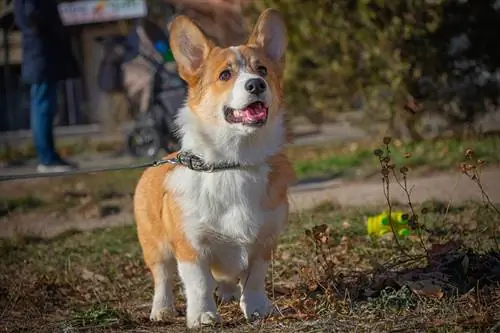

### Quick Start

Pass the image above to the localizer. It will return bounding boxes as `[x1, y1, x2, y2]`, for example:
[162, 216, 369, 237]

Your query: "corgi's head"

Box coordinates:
[169, 9, 287, 142]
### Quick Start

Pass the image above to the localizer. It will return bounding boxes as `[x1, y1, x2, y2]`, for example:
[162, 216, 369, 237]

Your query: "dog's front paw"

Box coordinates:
[187, 311, 221, 328]
[149, 306, 176, 322]
[240, 292, 273, 321]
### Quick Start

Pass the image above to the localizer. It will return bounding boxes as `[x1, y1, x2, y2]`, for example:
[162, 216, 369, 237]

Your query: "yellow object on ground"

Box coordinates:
[367, 211, 410, 237]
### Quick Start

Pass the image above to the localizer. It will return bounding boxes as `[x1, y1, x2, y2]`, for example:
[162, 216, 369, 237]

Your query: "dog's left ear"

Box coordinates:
[169, 15, 211, 78]
[248, 8, 287, 63]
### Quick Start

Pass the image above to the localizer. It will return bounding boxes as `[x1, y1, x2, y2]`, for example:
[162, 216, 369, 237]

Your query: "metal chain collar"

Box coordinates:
[159, 151, 243, 173]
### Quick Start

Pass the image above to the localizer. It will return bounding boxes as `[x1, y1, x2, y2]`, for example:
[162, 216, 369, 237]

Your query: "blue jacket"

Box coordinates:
[14, 0, 80, 84]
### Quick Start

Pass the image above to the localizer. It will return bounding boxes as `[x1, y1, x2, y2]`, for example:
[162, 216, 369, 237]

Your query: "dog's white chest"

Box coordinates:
[167, 166, 270, 247]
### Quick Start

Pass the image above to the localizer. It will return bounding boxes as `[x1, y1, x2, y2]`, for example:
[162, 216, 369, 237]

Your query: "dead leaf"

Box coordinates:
[307, 281, 318, 292]
[429, 240, 462, 256]
[273, 284, 293, 296]
[320, 235, 328, 244]
[406, 280, 444, 299]
[368, 256, 385, 271]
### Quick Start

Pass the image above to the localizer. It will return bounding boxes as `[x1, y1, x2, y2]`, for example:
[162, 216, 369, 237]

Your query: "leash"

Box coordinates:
[0, 159, 173, 182]
[0, 151, 245, 182]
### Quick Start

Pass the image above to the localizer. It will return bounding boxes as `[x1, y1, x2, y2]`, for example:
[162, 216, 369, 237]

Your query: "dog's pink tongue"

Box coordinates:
[241, 104, 267, 121]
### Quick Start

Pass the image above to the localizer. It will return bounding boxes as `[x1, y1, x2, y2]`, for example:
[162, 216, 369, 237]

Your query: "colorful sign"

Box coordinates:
[58, 0, 147, 26]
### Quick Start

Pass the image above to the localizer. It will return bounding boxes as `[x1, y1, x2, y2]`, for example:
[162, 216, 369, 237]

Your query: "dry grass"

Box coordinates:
[1, 199, 499, 332]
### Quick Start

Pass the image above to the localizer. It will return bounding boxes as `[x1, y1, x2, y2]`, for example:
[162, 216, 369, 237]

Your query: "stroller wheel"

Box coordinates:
[126, 125, 162, 158]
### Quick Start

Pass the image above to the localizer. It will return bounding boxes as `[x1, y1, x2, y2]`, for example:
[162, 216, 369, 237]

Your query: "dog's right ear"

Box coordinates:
[169, 15, 211, 78]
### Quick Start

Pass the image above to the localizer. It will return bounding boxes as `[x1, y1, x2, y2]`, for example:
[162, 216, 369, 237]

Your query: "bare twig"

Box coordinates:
[375, 139, 411, 257]
[461, 150, 500, 249]
[391, 169, 429, 261]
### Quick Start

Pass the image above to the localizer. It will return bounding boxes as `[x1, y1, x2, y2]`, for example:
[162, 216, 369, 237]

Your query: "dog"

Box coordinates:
[133, 8, 295, 328]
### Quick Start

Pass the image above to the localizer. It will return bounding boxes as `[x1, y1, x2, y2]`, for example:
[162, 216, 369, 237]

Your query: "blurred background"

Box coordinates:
[1, 0, 500, 162]
[1, 3, 500, 331]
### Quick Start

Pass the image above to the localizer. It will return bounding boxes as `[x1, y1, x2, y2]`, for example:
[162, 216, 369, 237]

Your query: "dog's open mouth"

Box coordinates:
[224, 102, 269, 127]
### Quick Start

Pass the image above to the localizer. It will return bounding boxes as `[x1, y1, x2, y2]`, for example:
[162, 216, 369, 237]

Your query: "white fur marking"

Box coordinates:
[227, 48, 272, 111]
[150, 262, 176, 321]
[175, 105, 285, 165]
[240, 259, 273, 320]
[177, 261, 219, 328]
[230, 46, 245, 67]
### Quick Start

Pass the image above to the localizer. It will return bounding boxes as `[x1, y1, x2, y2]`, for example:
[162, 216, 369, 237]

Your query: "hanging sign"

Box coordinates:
[58, 0, 147, 25]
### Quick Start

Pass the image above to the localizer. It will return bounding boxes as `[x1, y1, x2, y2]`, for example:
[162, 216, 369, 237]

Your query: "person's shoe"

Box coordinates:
[36, 159, 78, 173]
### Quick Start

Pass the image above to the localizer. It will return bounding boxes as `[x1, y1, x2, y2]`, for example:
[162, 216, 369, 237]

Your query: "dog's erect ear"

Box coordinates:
[248, 9, 287, 63]
[169, 15, 211, 76]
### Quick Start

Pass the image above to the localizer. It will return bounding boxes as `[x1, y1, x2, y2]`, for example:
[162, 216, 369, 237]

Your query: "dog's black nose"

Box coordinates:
[245, 78, 266, 95]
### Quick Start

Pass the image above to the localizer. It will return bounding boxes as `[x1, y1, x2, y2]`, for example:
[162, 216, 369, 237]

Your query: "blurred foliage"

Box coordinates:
[246, 0, 500, 134]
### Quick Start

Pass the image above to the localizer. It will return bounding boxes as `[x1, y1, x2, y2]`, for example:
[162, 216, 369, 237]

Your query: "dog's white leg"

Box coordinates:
[216, 280, 241, 303]
[178, 260, 220, 328]
[150, 258, 177, 321]
[239, 258, 273, 321]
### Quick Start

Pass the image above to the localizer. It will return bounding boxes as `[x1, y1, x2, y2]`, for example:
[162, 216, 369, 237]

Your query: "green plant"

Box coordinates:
[245, 1, 500, 140]
[245, 0, 442, 125]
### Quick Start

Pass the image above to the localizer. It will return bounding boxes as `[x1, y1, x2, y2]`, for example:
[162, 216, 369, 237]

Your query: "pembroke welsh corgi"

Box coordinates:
[133, 8, 296, 328]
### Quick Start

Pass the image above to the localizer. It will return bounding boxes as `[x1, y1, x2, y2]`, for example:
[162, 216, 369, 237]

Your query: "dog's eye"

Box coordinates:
[257, 66, 267, 77]
[219, 70, 232, 81]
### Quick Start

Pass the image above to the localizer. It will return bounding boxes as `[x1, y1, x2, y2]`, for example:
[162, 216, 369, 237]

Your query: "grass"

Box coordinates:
[1, 201, 499, 332]
[0, 195, 44, 217]
[290, 136, 500, 180]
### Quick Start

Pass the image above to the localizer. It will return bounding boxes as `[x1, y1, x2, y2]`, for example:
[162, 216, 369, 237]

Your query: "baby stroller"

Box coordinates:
[99, 19, 186, 158]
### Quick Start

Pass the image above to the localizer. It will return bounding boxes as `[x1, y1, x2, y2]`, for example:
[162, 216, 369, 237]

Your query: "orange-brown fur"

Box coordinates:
[134, 155, 198, 266]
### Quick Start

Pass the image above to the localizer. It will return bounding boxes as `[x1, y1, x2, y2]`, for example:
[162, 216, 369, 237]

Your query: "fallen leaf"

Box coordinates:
[273, 285, 292, 296]
[406, 280, 444, 299]
[367, 256, 385, 271]
[429, 240, 462, 256]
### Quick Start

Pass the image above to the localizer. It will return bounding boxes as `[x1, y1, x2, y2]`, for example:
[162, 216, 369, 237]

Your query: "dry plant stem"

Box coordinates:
[309, 239, 324, 281]
[471, 168, 500, 249]
[384, 254, 427, 270]
[473, 170, 500, 216]
[392, 170, 430, 260]
[318, 243, 330, 276]
[379, 146, 410, 257]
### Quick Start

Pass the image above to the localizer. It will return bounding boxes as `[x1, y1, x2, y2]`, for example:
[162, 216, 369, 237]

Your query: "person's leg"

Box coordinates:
[31, 81, 76, 171]
[31, 81, 58, 165]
